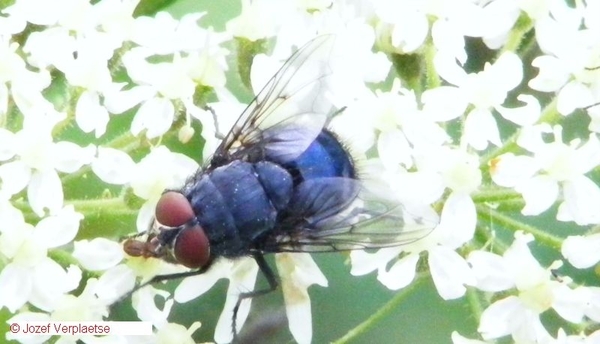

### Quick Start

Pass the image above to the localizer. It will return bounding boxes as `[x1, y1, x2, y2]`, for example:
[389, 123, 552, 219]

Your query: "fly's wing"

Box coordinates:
[258, 177, 439, 253]
[209, 35, 336, 168]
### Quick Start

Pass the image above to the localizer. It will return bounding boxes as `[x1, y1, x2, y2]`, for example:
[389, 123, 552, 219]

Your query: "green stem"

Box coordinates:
[471, 187, 523, 204]
[65, 197, 137, 216]
[475, 204, 563, 250]
[465, 287, 485, 322]
[501, 14, 534, 54]
[423, 39, 441, 90]
[331, 272, 427, 344]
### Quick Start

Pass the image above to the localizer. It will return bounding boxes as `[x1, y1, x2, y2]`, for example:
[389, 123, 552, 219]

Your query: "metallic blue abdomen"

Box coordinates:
[282, 130, 355, 183]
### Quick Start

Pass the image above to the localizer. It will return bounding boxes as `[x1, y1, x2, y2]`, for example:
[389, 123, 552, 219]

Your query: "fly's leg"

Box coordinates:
[118, 261, 213, 303]
[205, 105, 226, 140]
[232, 252, 279, 341]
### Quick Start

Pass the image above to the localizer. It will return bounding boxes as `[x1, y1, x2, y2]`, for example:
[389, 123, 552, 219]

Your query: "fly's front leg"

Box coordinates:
[232, 252, 279, 341]
[205, 105, 226, 140]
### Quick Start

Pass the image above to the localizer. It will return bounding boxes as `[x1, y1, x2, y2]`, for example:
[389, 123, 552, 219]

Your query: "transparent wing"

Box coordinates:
[258, 178, 439, 253]
[210, 35, 337, 168]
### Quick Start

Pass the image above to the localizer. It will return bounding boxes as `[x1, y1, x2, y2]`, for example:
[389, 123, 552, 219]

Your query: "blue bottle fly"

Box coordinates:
[123, 35, 436, 339]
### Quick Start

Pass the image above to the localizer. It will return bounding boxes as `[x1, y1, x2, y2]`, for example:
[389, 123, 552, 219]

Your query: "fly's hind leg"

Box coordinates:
[232, 252, 279, 341]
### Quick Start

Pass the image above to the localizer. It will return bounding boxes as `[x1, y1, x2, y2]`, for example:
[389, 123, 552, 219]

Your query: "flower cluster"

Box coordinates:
[1, 0, 600, 343]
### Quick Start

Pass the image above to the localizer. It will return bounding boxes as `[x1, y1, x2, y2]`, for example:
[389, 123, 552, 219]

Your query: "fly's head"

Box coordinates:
[123, 191, 211, 269]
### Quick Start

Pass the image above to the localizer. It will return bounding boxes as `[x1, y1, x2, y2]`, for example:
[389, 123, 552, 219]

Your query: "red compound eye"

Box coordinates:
[156, 191, 195, 227]
[173, 224, 210, 268]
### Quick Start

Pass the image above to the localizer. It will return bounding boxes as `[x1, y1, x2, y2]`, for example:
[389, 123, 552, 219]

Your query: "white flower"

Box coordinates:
[0, 113, 95, 216]
[91, 145, 198, 231]
[0, 36, 51, 118]
[491, 126, 600, 225]
[174, 258, 258, 344]
[91, 147, 138, 185]
[372, 0, 428, 54]
[132, 285, 174, 328]
[332, 80, 449, 169]
[351, 191, 475, 300]
[470, 232, 587, 342]
[529, 1, 600, 116]
[226, 0, 281, 41]
[351, 145, 479, 300]
[561, 233, 600, 269]
[429, 51, 523, 150]
[7, 278, 111, 344]
[131, 12, 212, 55]
[0, 205, 82, 312]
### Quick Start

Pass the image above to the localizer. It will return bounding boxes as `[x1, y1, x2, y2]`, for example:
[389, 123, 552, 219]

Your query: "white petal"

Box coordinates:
[95, 265, 137, 304]
[516, 175, 558, 216]
[431, 20, 466, 65]
[464, 108, 501, 150]
[580, 287, 600, 322]
[0, 160, 31, 195]
[52, 141, 96, 173]
[437, 193, 476, 248]
[489, 52, 523, 91]
[132, 285, 173, 328]
[496, 94, 541, 126]
[557, 81, 594, 115]
[350, 247, 403, 276]
[528, 55, 570, 92]
[434, 51, 467, 86]
[558, 176, 600, 225]
[490, 153, 539, 188]
[92, 147, 136, 185]
[285, 287, 313, 344]
[131, 97, 174, 139]
[551, 284, 586, 323]
[377, 253, 419, 290]
[103, 84, 154, 114]
[429, 246, 475, 300]
[276, 253, 327, 289]
[174, 259, 233, 303]
[29, 258, 73, 311]
[276, 254, 324, 344]
[214, 258, 259, 343]
[73, 238, 124, 271]
[503, 232, 547, 290]
[34, 205, 82, 248]
[75, 91, 110, 137]
[467, 250, 514, 292]
[136, 199, 157, 233]
[391, 11, 428, 53]
[27, 169, 64, 217]
[478, 296, 524, 339]
[378, 130, 412, 170]
[0, 263, 32, 312]
[0, 128, 16, 160]
[575, 134, 600, 174]
[422, 86, 468, 121]
[561, 234, 600, 269]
